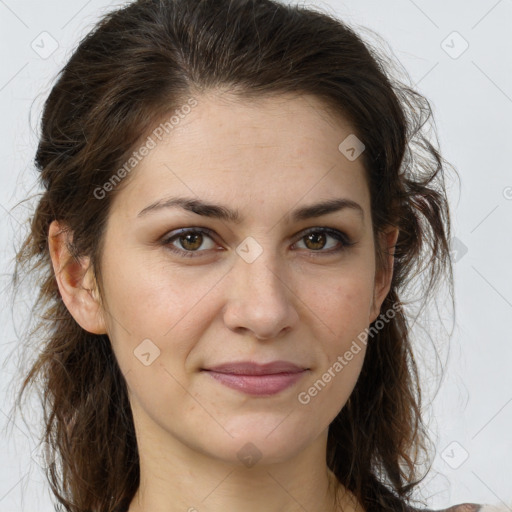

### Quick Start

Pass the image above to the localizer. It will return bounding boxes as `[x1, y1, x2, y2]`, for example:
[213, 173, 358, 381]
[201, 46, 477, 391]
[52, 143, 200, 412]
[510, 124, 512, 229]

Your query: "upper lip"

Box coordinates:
[202, 361, 308, 375]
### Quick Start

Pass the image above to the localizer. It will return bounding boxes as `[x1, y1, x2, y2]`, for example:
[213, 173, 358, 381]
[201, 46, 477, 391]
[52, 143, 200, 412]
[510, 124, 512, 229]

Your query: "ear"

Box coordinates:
[48, 220, 107, 335]
[369, 226, 399, 324]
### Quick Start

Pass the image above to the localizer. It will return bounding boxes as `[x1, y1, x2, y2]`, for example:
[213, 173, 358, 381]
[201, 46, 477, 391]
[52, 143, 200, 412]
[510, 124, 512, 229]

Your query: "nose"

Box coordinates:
[222, 249, 300, 341]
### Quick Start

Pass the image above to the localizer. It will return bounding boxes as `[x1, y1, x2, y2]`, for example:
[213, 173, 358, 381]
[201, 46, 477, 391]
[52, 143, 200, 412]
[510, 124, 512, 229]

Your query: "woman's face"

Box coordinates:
[95, 91, 396, 466]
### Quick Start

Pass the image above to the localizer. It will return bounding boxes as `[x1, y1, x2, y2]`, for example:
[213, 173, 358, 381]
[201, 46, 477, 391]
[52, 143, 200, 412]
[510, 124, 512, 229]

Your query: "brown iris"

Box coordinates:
[303, 232, 327, 250]
[179, 233, 204, 251]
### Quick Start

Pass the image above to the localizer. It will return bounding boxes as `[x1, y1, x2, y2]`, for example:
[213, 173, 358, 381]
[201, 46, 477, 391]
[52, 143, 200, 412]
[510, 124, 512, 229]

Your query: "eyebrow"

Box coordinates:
[137, 196, 364, 224]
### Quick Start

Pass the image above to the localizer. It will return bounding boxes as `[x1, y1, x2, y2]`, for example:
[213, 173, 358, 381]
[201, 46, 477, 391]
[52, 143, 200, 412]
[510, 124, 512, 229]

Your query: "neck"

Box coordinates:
[126, 432, 360, 511]
[128, 457, 344, 512]
[125, 398, 363, 512]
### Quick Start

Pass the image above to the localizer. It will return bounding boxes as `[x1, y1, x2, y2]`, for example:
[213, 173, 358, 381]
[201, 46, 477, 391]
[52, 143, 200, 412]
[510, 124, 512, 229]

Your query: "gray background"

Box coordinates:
[1, 0, 511, 510]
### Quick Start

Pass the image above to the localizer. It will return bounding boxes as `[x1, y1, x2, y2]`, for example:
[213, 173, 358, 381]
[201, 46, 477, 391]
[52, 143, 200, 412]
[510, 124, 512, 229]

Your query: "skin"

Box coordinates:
[49, 91, 399, 512]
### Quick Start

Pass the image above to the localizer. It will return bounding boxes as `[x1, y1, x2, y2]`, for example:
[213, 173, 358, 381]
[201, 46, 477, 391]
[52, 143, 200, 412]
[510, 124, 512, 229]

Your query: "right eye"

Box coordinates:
[161, 228, 219, 258]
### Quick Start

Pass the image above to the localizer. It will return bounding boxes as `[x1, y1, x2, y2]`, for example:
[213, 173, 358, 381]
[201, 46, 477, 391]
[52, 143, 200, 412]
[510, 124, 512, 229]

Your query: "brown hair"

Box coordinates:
[8, 0, 457, 511]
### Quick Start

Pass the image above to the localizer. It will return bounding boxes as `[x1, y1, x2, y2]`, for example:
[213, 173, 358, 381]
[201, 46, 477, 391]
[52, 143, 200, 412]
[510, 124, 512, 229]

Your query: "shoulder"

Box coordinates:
[434, 505, 483, 512]
[436, 504, 512, 512]
[407, 503, 483, 512]
[412, 503, 510, 512]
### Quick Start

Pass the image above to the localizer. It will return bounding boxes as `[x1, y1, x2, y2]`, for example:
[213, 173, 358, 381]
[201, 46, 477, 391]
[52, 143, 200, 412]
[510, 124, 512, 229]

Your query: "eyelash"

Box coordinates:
[161, 227, 355, 259]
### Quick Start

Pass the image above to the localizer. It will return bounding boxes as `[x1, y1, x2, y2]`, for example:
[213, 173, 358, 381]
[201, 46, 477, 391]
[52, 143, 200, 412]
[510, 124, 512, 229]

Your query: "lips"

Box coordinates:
[202, 360, 308, 375]
[201, 361, 309, 396]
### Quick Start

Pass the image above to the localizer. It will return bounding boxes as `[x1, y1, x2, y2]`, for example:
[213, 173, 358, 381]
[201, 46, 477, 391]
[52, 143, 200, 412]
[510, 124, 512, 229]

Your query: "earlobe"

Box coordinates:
[369, 226, 399, 324]
[48, 220, 107, 335]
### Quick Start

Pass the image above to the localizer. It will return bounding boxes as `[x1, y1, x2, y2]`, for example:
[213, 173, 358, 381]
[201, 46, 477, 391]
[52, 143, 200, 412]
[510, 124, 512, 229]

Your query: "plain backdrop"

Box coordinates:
[0, 0, 511, 511]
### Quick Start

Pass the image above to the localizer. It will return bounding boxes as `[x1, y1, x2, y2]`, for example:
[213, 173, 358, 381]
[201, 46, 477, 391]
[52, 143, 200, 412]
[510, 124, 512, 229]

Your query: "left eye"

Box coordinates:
[294, 228, 348, 253]
[162, 227, 352, 258]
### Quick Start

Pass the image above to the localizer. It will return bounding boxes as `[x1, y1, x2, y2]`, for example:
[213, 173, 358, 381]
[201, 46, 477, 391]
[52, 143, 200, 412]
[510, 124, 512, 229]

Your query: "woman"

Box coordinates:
[10, 0, 496, 511]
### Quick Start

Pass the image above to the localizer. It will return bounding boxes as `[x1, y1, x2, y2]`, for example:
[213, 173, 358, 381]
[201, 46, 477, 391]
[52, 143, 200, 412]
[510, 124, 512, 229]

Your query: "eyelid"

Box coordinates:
[160, 226, 219, 253]
[298, 226, 352, 245]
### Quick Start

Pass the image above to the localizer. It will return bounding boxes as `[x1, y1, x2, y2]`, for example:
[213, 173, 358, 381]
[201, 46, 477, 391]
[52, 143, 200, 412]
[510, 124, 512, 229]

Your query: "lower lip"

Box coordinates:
[202, 370, 308, 396]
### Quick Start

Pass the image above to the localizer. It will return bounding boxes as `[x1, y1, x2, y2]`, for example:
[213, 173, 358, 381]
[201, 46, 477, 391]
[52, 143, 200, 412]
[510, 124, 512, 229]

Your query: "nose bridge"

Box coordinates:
[223, 234, 298, 338]
[235, 235, 289, 300]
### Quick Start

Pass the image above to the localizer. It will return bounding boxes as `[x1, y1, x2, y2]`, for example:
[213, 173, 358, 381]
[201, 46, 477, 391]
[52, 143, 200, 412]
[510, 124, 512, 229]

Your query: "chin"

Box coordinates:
[200, 422, 315, 467]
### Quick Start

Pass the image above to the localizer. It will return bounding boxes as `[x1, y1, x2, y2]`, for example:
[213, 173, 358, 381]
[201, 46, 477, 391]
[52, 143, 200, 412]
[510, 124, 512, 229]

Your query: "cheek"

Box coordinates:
[296, 280, 371, 420]
[303, 269, 374, 336]
[101, 245, 214, 334]
[294, 291, 370, 435]
[99, 246, 232, 395]
[321, 285, 371, 372]
[299, 269, 373, 403]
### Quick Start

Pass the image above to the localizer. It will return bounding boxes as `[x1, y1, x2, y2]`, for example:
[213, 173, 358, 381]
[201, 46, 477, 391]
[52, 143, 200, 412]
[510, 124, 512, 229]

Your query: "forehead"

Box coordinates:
[111, 91, 370, 221]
